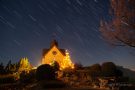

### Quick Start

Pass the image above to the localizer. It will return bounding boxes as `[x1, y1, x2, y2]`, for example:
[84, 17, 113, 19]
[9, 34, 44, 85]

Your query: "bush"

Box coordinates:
[36, 64, 55, 81]
[19, 70, 36, 83]
[101, 62, 117, 77]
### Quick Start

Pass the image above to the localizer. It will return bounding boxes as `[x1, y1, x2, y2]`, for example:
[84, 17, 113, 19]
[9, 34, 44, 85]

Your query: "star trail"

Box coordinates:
[0, 0, 135, 70]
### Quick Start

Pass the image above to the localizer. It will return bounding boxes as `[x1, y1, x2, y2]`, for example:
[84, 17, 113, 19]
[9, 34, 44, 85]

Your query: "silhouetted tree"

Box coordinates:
[0, 62, 5, 74]
[36, 64, 55, 81]
[100, 0, 135, 47]
[10, 64, 17, 73]
[5, 60, 12, 73]
[74, 62, 83, 70]
[14, 63, 19, 71]
[0, 62, 4, 69]
[90, 64, 101, 72]
[101, 62, 117, 77]
[89, 64, 101, 77]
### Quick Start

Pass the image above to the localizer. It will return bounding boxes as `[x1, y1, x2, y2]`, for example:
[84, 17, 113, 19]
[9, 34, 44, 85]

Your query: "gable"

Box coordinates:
[44, 45, 65, 57]
[42, 46, 66, 57]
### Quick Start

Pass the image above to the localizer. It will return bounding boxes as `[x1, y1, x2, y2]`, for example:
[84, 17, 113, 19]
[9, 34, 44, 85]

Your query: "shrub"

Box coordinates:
[36, 64, 55, 81]
[101, 62, 117, 77]
[19, 70, 36, 83]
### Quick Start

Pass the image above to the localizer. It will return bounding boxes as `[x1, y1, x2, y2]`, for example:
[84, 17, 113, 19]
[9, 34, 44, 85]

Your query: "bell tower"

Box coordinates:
[50, 39, 58, 48]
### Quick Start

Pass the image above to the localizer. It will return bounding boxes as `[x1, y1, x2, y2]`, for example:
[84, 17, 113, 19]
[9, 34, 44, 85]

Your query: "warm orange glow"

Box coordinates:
[42, 48, 74, 70]
[42, 40, 74, 70]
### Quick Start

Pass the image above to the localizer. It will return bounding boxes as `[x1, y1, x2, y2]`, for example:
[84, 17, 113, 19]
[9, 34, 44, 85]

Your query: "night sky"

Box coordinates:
[0, 0, 135, 70]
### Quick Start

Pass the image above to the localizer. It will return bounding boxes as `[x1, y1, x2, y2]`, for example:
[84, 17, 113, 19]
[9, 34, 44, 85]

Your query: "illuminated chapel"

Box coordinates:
[42, 40, 74, 70]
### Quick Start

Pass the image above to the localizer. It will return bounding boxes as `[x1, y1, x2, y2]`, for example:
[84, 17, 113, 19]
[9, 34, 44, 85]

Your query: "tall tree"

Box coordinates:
[18, 57, 32, 72]
[0, 62, 4, 74]
[0, 62, 4, 70]
[5, 60, 12, 72]
[100, 0, 135, 47]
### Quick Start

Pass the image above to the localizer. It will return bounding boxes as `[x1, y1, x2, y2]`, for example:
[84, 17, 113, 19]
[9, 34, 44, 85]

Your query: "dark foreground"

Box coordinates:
[33, 88, 107, 90]
[0, 81, 135, 90]
[0, 83, 108, 90]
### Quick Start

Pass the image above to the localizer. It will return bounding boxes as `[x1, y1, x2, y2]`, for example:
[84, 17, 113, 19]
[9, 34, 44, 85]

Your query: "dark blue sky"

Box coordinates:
[0, 0, 135, 70]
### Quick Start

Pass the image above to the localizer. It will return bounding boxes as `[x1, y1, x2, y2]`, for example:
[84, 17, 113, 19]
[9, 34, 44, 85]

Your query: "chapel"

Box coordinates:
[42, 40, 74, 70]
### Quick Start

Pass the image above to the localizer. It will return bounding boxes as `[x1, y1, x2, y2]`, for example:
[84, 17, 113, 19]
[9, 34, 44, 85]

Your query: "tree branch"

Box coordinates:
[115, 36, 135, 47]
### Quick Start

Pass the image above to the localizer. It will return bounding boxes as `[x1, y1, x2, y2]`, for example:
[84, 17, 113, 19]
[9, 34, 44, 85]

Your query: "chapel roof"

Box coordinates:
[42, 40, 66, 56]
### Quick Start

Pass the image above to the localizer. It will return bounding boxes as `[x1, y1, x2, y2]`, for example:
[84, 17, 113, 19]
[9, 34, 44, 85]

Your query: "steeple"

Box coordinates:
[50, 39, 58, 48]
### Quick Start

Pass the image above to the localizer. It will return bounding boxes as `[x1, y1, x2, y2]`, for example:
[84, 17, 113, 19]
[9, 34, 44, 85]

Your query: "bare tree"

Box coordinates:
[100, 0, 135, 47]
